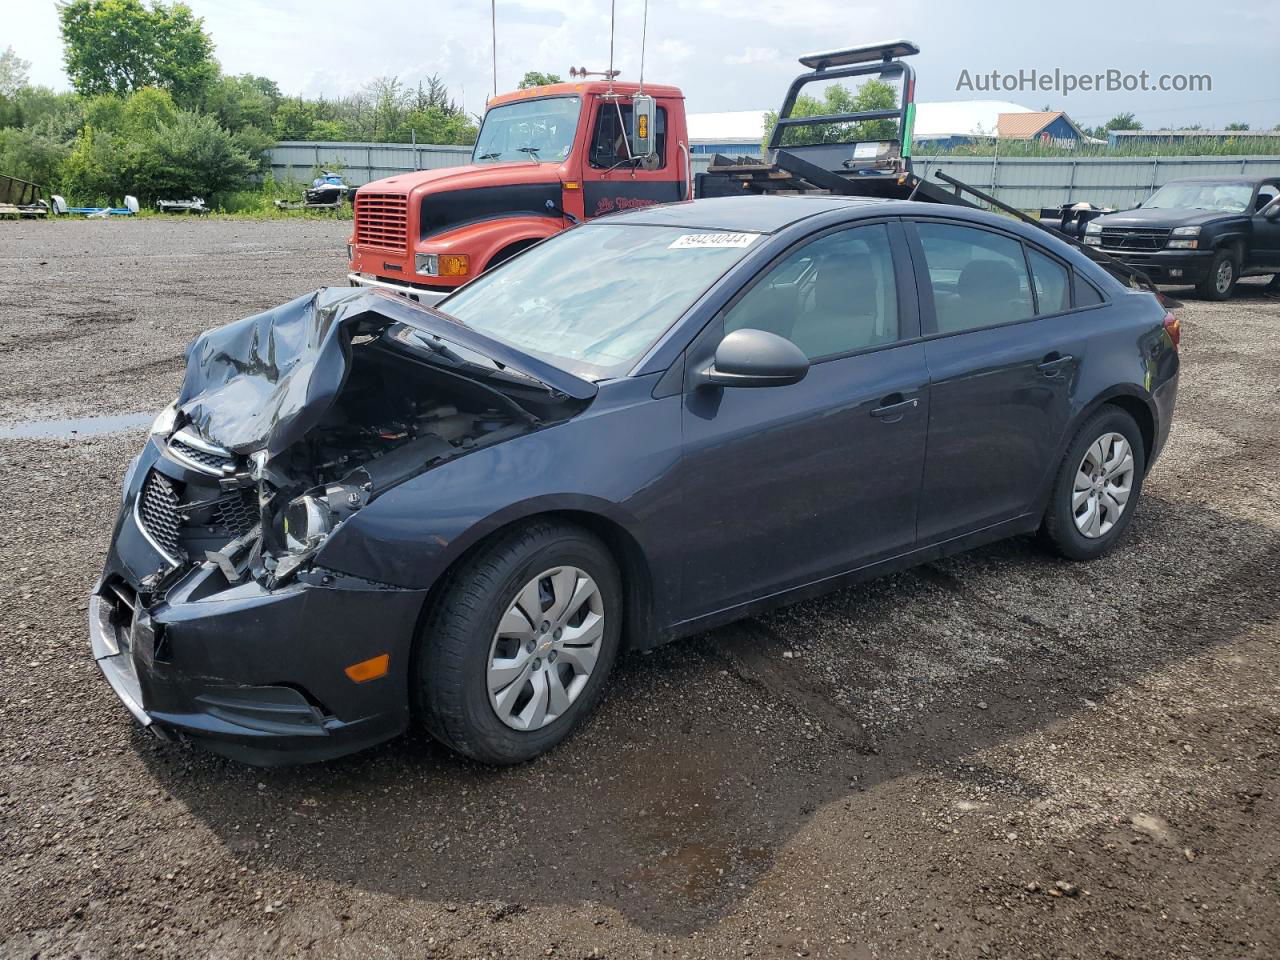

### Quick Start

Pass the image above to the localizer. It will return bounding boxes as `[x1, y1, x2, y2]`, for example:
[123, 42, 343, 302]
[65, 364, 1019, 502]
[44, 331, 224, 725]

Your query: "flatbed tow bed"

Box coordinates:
[695, 41, 1171, 302]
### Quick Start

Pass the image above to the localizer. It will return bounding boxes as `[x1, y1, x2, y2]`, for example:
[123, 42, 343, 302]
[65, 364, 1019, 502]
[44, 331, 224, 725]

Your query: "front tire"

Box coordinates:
[1040, 407, 1146, 561]
[1196, 247, 1238, 301]
[415, 521, 622, 765]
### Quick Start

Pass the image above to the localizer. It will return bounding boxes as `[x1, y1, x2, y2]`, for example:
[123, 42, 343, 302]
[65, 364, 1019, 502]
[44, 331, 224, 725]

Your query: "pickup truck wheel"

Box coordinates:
[1039, 406, 1146, 561]
[414, 521, 622, 765]
[1196, 248, 1238, 301]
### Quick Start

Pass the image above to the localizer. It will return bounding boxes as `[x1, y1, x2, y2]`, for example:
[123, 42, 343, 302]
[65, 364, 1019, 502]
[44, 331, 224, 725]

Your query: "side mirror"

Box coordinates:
[1263, 201, 1280, 220]
[699, 328, 809, 388]
[631, 94, 657, 159]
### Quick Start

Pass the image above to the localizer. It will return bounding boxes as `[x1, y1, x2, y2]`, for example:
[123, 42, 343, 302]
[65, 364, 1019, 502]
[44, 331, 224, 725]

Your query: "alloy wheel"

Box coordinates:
[1216, 258, 1234, 294]
[1072, 432, 1135, 539]
[486, 566, 605, 731]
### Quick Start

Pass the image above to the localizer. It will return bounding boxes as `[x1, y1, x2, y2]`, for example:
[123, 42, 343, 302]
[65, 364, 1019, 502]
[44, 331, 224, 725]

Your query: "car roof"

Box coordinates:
[603, 195, 893, 233]
[599, 193, 1088, 242]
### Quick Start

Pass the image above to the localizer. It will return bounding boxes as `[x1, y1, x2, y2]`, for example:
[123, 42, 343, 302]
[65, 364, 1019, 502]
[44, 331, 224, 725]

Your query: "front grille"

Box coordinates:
[210, 490, 258, 537]
[169, 436, 235, 473]
[354, 193, 409, 252]
[137, 471, 182, 560]
[1100, 227, 1172, 251]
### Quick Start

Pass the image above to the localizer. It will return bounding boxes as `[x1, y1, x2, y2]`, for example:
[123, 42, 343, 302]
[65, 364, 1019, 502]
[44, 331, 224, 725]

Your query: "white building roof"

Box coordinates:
[912, 100, 1035, 139]
[687, 101, 1040, 144]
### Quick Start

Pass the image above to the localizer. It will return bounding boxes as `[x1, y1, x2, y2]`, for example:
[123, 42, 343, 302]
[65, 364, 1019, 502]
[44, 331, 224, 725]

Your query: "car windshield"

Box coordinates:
[1144, 181, 1253, 213]
[472, 97, 580, 164]
[436, 224, 762, 378]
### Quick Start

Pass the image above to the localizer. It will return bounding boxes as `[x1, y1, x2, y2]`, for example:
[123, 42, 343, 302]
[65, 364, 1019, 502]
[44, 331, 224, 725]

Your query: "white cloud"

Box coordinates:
[724, 47, 779, 66]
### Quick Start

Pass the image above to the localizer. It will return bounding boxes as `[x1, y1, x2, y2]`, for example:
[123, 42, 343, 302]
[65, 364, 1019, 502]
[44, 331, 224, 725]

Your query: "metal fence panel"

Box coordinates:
[268, 142, 1280, 210]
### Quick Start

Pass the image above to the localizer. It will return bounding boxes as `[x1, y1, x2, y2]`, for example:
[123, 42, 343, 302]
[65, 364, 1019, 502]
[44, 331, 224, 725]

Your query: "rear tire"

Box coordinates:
[1040, 407, 1146, 561]
[415, 521, 622, 765]
[1196, 247, 1238, 301]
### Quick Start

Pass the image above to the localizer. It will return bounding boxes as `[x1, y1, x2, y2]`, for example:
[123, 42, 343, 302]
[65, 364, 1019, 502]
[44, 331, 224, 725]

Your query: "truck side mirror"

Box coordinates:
[631, 95, 657, 159]
[1264, 200, 1280, 220]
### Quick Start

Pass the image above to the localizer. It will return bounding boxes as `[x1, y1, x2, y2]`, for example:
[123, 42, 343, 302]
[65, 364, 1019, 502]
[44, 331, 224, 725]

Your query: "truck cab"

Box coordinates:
[1082, 176, 1280, 300]
[347, 81, 690, 299]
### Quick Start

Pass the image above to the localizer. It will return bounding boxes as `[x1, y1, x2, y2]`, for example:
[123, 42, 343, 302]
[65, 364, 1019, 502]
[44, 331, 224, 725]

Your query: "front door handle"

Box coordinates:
[870, 395, 919, 422]
[1037, 352, 1074, 376]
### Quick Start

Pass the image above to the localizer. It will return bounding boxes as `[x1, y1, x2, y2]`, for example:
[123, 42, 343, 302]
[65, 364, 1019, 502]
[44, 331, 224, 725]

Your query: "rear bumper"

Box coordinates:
[1150, 369, 1179, 468]
[1095, 248, 1214, 284]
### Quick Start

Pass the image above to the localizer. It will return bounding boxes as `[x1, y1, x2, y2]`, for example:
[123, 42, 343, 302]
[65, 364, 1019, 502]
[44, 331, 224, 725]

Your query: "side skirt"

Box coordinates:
[655, 513, 1041, 647]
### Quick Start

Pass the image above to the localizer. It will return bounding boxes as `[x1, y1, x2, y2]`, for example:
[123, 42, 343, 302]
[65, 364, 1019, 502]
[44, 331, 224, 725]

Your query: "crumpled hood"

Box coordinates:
[177, 287, 595, 456]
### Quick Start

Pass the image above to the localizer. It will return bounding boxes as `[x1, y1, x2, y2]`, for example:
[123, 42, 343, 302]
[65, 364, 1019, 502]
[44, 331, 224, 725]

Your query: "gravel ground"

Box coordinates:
[1, 218, 1278, 960]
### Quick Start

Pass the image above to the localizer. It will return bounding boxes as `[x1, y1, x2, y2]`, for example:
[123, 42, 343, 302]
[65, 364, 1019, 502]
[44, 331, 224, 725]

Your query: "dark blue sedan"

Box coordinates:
[91, 195, 1180, 765]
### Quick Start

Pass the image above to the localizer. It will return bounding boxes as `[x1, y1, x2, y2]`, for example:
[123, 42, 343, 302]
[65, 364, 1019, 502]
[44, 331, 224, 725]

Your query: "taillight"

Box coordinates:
[1163, 310, 1181, 350]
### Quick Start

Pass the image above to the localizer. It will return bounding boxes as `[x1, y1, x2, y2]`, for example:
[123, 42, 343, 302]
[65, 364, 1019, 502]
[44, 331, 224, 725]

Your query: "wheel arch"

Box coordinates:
[414, 506, 658, 658]
[485, 236, 545, 272]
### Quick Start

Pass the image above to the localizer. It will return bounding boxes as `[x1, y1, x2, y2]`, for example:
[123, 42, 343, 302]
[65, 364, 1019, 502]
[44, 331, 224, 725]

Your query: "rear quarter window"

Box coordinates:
[1073, 273, 1105, 307]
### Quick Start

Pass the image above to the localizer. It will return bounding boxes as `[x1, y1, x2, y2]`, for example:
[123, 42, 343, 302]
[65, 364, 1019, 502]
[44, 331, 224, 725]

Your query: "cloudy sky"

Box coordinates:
[11, 0, 1280, 129]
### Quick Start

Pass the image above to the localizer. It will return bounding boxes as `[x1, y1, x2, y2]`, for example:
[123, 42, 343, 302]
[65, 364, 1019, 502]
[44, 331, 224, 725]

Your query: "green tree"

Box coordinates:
[58, 0, 217, 107]
[273, 98, 319, 140]
[203, 73, 280, 131]
[518, 71, 562, 89]
[1088, 112, 1142, 138]
[0, 45, 31, 97]
[762, 78, 898, 150]
[1225, 122, 1250, 131]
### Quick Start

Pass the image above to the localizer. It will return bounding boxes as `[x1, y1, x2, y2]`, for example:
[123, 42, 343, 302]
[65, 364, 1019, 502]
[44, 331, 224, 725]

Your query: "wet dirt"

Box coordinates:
[0, 219, 1277, 959]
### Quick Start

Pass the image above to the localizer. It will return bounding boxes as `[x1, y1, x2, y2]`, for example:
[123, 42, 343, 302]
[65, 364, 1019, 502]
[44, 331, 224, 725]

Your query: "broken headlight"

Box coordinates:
[281, 494, 333, 553]
[151, 401, 179, 437]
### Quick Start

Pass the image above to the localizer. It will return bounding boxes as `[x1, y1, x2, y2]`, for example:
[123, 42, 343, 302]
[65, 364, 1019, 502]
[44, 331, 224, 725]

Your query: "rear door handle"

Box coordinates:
[870, 395, 919, 422]
[1037, 353, 1074, 376]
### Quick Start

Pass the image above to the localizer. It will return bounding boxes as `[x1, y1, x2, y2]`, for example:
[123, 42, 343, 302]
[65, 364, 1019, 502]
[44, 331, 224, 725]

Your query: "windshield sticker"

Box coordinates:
[668, 232, 760, 250]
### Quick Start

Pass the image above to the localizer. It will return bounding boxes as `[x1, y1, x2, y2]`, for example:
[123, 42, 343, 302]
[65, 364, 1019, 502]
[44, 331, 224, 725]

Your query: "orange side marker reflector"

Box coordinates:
[345, 654, 390, 683]
[563, 181, 580, 190]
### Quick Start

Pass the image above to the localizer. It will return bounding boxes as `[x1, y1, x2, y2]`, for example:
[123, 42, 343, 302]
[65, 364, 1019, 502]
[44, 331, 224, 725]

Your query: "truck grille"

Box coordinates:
[354, 193, 409, 252]
[137, 471, 183, 561]
[1100, 227, 1172, 251]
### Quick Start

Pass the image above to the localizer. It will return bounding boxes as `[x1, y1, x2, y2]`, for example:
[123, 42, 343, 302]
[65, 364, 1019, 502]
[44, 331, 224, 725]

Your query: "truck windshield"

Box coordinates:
[1144, 181, 1254, 213]
[472, 97, 580, 164]
[435, 224, 761, 378]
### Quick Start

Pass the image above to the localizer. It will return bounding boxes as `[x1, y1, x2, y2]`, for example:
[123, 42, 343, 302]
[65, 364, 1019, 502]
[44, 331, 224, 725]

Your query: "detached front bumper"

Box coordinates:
[92, 451, 429, 765]
[1095, 247, 1215, 285]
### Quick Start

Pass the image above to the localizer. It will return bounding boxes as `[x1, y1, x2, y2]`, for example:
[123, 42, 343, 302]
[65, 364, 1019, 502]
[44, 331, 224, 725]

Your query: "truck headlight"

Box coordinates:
[1171, 225, 1200, 237]
[1084, 221, 1102, 235]
[282, 494, 333, 553]
[1082, 235, 1101, 246]
[1166, 238, 1199, 249]
[150, 401, 179, 437]
[415, 253, 469, 277]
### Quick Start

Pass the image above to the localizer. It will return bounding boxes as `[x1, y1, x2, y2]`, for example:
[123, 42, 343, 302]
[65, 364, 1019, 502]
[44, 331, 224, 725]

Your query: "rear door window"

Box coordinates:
[915, 222, 1034, 334]
[1027, 247, 1071, 314]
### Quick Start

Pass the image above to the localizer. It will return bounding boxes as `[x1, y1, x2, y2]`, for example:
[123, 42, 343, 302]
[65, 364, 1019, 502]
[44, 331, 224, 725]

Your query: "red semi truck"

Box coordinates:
[347, 79, 691, 299]
[347, 43, 1162, 302]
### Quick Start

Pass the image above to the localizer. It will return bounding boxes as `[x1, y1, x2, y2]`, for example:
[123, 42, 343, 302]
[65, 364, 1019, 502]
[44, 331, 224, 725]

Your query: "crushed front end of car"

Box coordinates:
[91, 286, 592, 764]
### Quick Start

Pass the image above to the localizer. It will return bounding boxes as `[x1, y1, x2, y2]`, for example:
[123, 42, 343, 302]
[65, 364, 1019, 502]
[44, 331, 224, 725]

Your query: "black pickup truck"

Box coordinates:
[1082, 176, 1280, 299]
